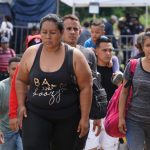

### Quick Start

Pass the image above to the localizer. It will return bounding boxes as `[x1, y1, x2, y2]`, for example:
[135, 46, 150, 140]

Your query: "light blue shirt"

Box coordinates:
[84, 38, 96, 49]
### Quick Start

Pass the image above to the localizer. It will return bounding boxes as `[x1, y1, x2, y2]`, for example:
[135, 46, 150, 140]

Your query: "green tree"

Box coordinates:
[59, 2, 147, 25]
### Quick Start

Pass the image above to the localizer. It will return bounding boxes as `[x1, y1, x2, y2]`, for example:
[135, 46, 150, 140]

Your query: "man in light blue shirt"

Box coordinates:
[84, 20, 105, 49]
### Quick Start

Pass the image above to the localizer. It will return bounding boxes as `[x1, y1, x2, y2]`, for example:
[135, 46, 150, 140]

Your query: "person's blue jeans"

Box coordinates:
[0, 131, 23, 150]
[126, 118, 150, 150]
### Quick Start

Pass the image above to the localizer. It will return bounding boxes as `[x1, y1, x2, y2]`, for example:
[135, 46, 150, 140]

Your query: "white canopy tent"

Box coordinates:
[60, 0, 150, 27]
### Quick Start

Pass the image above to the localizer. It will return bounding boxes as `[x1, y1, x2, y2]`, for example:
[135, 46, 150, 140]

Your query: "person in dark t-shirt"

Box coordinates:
[95, 36, 118, 101]
[95, 36, 120, 150]
[16, 13, 92, 150]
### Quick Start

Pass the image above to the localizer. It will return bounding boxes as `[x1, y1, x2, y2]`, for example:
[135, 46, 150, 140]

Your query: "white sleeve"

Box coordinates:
[0, 22, 7, 32]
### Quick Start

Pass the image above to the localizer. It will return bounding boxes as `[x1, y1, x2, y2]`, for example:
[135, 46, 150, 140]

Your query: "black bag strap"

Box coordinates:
[93, 72, 103, 89]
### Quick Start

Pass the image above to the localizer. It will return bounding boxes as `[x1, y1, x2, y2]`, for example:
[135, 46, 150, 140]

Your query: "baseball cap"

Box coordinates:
[1, 36, 9, 43]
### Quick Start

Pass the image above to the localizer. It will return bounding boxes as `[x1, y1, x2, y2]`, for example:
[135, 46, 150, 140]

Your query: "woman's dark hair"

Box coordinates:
[141, 31, 150, 47]
[136, 32, 144, 51]
[40, 14, 64, 32]
[96, 35, 112, 48]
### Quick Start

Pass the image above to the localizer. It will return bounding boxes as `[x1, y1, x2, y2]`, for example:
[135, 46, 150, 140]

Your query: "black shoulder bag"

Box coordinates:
[66, 45, 107, 119]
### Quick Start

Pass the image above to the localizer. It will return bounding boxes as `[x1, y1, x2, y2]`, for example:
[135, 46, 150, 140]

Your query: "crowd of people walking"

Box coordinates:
[0, 12, 150, 150]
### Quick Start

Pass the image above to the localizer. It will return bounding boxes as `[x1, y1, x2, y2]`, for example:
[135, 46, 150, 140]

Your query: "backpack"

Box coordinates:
[66, 44, 107, 119]
[90, 72, 108, 119]
[104, 59, 138, 138]
[26, 34, 42, 48]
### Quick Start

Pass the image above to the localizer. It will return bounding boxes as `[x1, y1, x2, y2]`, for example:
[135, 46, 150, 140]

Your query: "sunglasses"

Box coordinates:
[145, 31, 150, 36]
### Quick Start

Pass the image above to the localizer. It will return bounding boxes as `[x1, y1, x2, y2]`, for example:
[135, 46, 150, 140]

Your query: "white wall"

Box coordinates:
[0, 0, 12, 5]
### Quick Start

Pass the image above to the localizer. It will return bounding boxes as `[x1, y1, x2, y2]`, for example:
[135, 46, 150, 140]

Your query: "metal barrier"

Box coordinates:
[104, 34, 138, 64]
[11, 25, 137, 64]
[11, 25, 30, 54]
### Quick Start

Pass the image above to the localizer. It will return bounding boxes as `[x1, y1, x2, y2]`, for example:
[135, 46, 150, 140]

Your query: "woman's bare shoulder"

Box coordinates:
[22, 44, 41, 60]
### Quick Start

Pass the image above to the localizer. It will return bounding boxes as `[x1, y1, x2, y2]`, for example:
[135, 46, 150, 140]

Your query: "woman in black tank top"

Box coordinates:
[15, 13, 93, 150]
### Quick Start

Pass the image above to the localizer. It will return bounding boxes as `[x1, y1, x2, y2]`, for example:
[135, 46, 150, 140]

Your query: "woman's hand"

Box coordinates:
[18, 105, 27, 129]
[118, 118, 127, 134]
[10, 118, 19, 131]
[77, 118, 89, 138]
[93, 119, 101, 136]
[0, 132, 4, 144]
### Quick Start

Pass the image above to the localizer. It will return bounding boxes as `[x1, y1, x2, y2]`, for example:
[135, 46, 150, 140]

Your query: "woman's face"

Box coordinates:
[143, 37, 150, 60]
[40, 20, 63, 48]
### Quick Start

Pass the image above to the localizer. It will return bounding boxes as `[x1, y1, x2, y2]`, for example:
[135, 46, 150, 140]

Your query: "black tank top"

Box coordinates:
[27, 44, 80, 119]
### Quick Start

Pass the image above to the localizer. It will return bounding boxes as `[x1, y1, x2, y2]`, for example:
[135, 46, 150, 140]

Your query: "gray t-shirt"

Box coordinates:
[77, 45, 97, 74]
[0, 78, 12, 132]
[124, 58, 150, 123]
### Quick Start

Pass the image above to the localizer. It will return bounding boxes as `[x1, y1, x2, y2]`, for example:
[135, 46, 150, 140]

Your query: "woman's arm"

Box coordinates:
[16, 46, 36, 128]
[73, 48, 93, 138]
[118, 79, 130, 134]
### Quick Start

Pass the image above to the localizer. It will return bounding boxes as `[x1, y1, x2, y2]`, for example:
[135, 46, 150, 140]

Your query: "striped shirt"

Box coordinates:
[0, 48, 16, 72]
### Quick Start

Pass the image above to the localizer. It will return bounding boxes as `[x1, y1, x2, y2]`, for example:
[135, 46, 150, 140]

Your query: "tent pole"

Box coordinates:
[72, 3, 76, 15]
[56, 0, 59, 15]
[146, 4, 148, 28]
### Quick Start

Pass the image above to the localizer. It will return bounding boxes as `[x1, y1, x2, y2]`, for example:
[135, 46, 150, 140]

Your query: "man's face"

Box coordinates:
[63, 18, 81, 46]
[7, 62, 19, 79]
[1, 43, 9, 49]
[91, 25, 105, 44]
[96, 42, 113, 65]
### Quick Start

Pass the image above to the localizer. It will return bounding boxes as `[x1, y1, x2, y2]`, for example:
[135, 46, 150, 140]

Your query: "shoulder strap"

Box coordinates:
[29, 44, 43, 73]
[65, 44, 75, 77]
[124, 59, 138, 88]
[129, 59, 138, 75]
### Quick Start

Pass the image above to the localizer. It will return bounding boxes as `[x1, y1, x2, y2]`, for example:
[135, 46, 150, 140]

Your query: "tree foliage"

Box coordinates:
[59, 1, 147, 24]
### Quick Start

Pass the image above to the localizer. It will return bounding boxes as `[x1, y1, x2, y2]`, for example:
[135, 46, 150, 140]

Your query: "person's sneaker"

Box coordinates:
[112, 72, 123, 86]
